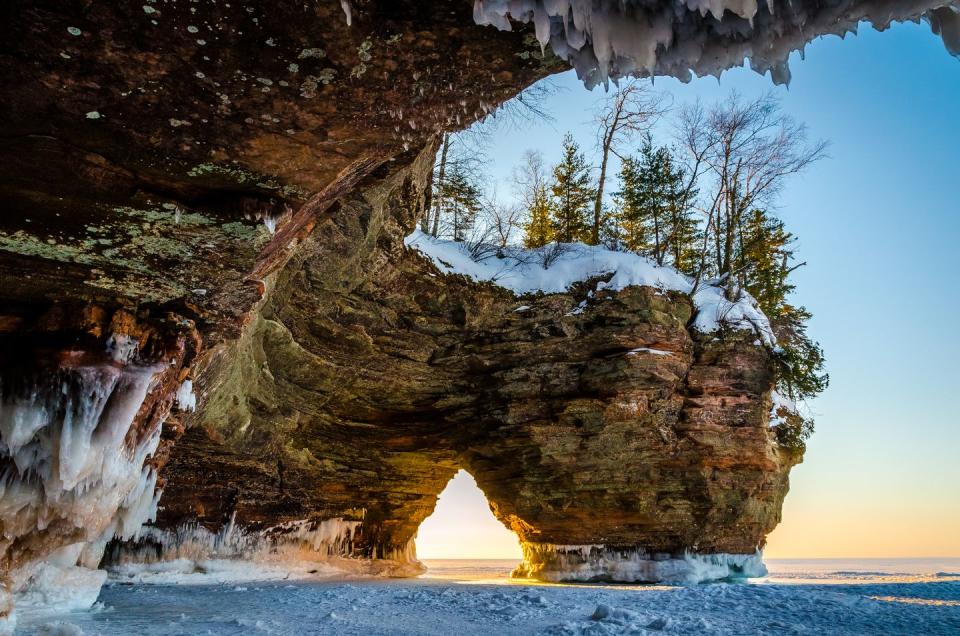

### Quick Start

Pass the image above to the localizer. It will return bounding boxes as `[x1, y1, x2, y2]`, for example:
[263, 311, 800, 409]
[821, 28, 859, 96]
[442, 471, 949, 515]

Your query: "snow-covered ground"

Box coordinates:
[15, 559, 960, 635]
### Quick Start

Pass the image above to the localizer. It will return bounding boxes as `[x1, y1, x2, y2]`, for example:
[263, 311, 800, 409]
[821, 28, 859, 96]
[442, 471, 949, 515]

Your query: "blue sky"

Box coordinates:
[418, 20, 960, 559]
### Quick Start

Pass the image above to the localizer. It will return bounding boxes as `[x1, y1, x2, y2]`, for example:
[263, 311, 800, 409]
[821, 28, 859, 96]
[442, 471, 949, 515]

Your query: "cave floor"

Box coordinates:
[13, 560, 960, 635]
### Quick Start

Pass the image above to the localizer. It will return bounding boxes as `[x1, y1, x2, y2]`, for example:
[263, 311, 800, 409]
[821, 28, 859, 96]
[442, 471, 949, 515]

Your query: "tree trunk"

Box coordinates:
[652, 205, 663, 265]
[593, 132, 613, 246]
[431, 133, 450, 237]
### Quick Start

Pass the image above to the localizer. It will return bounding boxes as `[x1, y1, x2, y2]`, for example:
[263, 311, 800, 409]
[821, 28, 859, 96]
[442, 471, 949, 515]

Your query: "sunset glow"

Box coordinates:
[416, 471, 522, 560]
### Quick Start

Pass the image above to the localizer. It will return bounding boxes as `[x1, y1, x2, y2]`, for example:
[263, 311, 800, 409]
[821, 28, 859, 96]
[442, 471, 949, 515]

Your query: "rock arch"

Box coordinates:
[103, 146, 795, 584]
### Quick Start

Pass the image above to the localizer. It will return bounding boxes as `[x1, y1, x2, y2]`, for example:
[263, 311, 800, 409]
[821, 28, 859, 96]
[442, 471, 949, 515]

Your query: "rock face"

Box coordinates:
[111, 144, 800, 584]
[3, 0, 951, 623]
[0, 1, 556, 609]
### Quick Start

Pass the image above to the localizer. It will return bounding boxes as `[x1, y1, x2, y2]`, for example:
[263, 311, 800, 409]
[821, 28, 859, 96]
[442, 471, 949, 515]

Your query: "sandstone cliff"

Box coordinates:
[104, 144, 800, 585]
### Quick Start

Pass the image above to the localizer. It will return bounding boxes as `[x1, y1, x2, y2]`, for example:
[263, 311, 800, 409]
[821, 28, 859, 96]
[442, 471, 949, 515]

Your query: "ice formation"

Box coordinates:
[0, 360, 166, 629]
[105, 334, 138, 364]
[103, 516, 423, 583]
[108, 515, 361, 567]
[405, 230, 775, 346]
[473, 0, 960, 87]
[513, 542, 768, 583]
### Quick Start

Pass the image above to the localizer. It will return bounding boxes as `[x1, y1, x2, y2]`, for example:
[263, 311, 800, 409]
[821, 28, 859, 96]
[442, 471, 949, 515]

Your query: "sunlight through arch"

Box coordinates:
[416, 470, 522, 560]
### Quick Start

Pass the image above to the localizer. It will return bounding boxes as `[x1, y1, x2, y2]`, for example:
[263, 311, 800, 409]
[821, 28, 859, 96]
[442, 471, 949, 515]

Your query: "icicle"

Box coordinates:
[106, 334, 139, 363]
[105, 516, 364, 571]
[515, 542, 768, 583]
[471, 0, 960, 88]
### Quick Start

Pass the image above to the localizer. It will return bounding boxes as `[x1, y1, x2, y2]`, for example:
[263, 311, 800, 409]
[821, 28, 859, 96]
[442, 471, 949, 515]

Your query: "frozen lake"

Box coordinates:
[16, 558, 960, 635]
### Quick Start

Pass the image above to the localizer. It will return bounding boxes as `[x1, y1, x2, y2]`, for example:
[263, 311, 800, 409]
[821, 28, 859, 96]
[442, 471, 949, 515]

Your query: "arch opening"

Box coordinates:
[415, 470, 522, 562]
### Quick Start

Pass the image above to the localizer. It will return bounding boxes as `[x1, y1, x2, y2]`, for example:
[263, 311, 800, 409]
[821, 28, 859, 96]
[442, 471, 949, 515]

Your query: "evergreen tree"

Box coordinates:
[636, 139, 669, 262]
[660, 152, 699, 275]
[612, 156, 652, 254]
[550, 133, 596, 243]
[522, 182, 554, 248]
[611, 139, 699, 271]
[737, 209, 795, 316]
[736, 209, 829, 406]
[436, 165, 482, 242]
[637, 138, 699, 268]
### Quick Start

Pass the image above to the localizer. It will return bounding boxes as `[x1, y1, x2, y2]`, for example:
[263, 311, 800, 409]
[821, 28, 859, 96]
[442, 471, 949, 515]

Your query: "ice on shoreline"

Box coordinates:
[514, 544, 767, 583]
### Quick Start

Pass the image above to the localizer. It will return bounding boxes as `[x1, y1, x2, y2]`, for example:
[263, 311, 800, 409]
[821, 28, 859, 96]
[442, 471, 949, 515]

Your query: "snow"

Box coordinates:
[626, 347, 673, 356]
[405, 230, 775, 345]
[515, 543, 767, 583]
[11, 558, 960, 635]
[472, 1, 960, 88]
[174, 379, 196, 412]
[769, 388, 798, 428]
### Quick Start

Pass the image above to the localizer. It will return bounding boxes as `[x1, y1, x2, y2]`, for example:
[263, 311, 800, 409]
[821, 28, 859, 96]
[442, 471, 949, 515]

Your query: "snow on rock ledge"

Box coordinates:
[405, 230, 775, 345]
[473, 1, 960, 87]
[513, 543, 767, 583]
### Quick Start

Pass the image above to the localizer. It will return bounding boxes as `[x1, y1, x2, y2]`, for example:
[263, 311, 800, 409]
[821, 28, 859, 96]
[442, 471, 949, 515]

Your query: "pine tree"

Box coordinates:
[639, 139, 667, 262]
[611, 139, 699, 269]
[613, 156, 651, 254]
[522, 182, 554, 248]
[736, 209, 828, 405]
[639, 139, 697, 267]
[737, 209, 795, 316]
[551, 134, 596, 244]
[436, 165, 481, 242]
[659, 150, 700, 274]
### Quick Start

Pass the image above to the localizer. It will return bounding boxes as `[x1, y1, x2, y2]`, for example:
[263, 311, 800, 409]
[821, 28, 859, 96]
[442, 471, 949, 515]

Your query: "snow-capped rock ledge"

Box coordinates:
[513, 543, 767, 584]
[405, 230, 775, 346]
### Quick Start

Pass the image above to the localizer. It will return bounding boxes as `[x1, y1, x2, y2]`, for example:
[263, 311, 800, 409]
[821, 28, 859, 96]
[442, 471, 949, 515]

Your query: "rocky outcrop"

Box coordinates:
[2, 0, 954, 624]
[104, 144, 800, 585]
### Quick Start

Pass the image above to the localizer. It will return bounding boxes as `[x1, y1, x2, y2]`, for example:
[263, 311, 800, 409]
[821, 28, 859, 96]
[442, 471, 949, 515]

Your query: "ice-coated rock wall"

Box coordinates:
[103, 515, 425, 583]
[474, 0, 960, 86]
[0, 362, 164, 627]
[513, 543, 768, 583]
